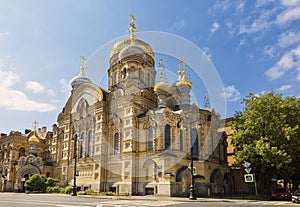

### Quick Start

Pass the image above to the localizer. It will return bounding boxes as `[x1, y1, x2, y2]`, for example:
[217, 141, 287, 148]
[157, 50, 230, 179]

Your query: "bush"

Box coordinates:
[46, 186, 62, 193]
[24, 174, 47, 193]
[45, 177, 59, 187]
[64, 186, 73, 194]
[85, 189, 95, 195]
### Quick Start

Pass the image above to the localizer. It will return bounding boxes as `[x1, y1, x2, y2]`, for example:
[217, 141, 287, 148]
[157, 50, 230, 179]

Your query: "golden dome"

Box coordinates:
[110, 36, 154, 60]
[154, 81, 169, 92]
[176, 77, 192, 88]
[28, 130, 40, 143]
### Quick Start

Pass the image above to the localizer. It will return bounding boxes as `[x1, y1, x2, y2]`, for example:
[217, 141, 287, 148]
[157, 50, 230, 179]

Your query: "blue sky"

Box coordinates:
[0, 0, 300, 133]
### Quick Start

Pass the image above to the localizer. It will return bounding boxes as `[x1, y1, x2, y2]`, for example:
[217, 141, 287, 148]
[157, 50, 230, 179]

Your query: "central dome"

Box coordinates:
[110, 36, 154, 63]
[118, 45, 146, 60]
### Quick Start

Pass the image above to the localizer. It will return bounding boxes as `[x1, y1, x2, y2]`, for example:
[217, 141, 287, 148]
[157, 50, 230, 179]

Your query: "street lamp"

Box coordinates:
[189, 144, 196, 200]
[71, 134, 78, 196]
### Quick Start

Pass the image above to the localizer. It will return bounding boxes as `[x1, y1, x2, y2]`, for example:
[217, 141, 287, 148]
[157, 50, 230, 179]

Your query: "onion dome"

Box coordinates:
[154, 59, 169, 92]
[28, 130, 39, 143]
[176, 59, 192, 88]
[118, 45, 146, 60]
[71, 56, 91, 88]
[154, 81, 169, 92]
[111, 37, 154, 60]
[110, 14, 154, 65]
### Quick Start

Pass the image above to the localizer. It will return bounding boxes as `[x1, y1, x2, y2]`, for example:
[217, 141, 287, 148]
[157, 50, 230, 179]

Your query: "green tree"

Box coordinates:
[231, 92, 300, 193]
[24, 174, 47, 192]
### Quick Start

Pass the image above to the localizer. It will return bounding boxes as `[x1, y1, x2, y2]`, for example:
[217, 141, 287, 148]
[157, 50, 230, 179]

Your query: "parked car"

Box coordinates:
[292, 190, 300, 203]
[271, 188, 291, 200]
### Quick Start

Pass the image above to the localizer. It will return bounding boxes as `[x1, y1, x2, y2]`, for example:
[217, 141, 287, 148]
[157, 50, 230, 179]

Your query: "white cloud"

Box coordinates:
[60, 79, 71, 94]
[235, 1, 245, 13]
[210, 22, 220, 34]
[25, 81, 45, 94]
[0, 32, 9, 36]
[276, 6, 300, 24]
[47, 89, 55, 96]
[0, 68, 56, 112]
[263, 45, 276, 57]
[202, 47, 212, 60]
[223, 85, 241, 102]
[277, 84, 292, 91]
[265, 46, 300, 80]
[211, 0, 232, 13]
[281, 0, 300, 7]
[278, 31, 300, 48]
[171, 19, 186, 33]
[239, 39, 246, 47]
[239, 8, 275, 34]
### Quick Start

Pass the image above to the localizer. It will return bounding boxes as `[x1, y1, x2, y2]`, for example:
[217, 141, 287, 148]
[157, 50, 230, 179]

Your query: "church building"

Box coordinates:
[0, 16, 232, 197]
[51, 16, 231, 197]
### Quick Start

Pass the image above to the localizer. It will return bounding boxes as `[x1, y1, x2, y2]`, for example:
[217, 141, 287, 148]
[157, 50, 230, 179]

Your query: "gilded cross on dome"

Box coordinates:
[80, 55, 86, 77]
[32, 120, 38, 130]
[129, 14, 136, 39]
[178, 58, 186, 80]
[158, 59, 164, 82]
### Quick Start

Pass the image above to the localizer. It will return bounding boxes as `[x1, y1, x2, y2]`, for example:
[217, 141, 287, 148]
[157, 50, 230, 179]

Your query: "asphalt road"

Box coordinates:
[0, 193, 297, 207]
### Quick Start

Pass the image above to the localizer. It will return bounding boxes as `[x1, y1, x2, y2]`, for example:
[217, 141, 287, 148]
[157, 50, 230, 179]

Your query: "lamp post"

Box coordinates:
[71, 134, 78, 196]
[189, 144, 196, 200]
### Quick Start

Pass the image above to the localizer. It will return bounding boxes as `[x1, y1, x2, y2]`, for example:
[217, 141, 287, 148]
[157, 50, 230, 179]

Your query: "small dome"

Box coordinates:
[70, 75, 91, 88]
[176, 78, 192, 88]
[154, 81, 169, 92]
[118, 45, 146, 60]
[28, 130, 39, 143]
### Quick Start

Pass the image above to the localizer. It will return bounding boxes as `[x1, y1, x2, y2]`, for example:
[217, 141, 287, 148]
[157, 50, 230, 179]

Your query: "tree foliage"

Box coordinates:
[231, 92, 300, 192]
[24, 174, 59, 193]
[24, 174, 47, 192]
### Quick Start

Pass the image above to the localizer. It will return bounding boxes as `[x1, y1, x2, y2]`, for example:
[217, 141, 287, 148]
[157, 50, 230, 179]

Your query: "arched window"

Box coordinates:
[180, 130, 183, 151]
[191, 129, 199, 156]
[114, 71, 118, 84]
[87, 130, 93, 157]
[124, 69, 127, 78]
[148, 126, 153, 150]
[114, 133, 119, 154]
[165, 124, 171, 150]
[80, 132, 85, 158]
[130, 67, 135, 79]
[19, 147, 25, 158]
[147, 73, 150, 87]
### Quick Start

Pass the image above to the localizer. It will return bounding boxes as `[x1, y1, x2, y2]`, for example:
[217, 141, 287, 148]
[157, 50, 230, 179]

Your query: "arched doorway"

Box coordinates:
[176, 166, 191, 196]
[15, 165, 41, 192]
[210, 169, 224, 196]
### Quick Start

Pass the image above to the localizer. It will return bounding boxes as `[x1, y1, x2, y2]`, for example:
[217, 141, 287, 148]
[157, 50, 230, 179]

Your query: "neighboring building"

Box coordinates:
[0, 127, 53, 192]
[50, 16, 231, 197]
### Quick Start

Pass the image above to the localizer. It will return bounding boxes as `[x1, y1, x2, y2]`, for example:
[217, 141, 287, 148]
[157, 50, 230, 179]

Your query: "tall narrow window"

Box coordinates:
[114, 133, 119, 154]
[80, 132, 85, 158]
[191, 129, 199, 156]
[147, 73, 150, 87]
[88, 130, 93, 157]
[180, 130, 183, 151]
[19, 147, 25, 158]
[148, 126, 153, 150]
[114, 71, 118, 84]
[130, 67, 135, 79]
[165, 124, 171, 150]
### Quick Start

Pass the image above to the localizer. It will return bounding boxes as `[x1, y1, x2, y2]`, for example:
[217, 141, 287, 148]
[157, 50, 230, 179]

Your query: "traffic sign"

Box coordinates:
[243, 161, 251, 168]
[245, 168, 251, 174]
[244, 174, 254, 182]
[192, 167, 196, 176]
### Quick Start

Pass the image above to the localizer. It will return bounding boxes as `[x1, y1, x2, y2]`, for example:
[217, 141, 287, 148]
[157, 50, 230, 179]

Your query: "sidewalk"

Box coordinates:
[81, 194, 260, 204]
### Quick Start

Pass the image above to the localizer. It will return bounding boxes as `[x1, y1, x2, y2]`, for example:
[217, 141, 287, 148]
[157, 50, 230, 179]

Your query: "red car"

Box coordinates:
[271, 188, 291, 200]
